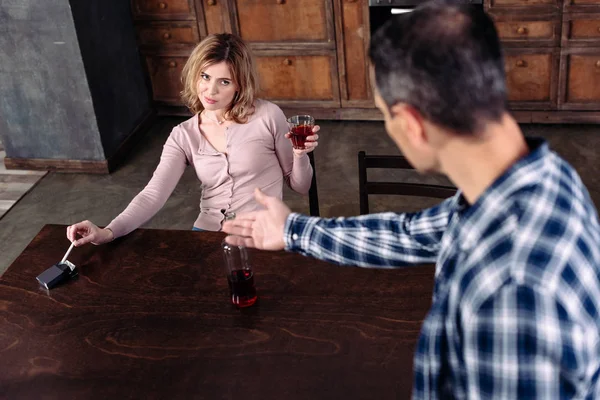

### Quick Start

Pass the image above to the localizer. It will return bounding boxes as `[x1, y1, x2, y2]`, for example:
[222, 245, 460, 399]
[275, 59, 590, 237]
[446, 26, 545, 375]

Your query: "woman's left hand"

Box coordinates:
[286, 125, 320, 157]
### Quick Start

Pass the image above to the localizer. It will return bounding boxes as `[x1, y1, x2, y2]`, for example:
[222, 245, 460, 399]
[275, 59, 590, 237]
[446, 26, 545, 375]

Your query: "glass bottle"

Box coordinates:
[221, 212, 257, 307]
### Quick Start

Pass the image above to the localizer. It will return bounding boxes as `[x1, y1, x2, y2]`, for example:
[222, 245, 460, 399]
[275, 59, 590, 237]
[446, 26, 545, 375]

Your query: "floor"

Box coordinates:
[0, 140, 47, 219]
[1, 118, 599, 275]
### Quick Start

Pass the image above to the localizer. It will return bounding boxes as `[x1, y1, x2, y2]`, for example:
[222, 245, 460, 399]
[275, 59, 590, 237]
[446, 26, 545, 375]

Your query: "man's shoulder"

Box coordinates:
[511, 150, 599, 249]
[456, 154, 600, 312]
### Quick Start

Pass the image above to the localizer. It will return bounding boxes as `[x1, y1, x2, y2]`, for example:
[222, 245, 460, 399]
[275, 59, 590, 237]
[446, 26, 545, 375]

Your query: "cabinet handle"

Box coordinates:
[596, 60, 600, 68]
[158, 2, 168, 9]
[346, 0, 358, 2]
[283, 58, 292, 66]
[277, 0, 285, 4]
[516, 60, 527, 67]
[163, 33, 171, 40]
[207, 0, 216, 5]
[517, 26, 527, 35]
[168, 61, 177, 68]
[597, 27, 600, 33]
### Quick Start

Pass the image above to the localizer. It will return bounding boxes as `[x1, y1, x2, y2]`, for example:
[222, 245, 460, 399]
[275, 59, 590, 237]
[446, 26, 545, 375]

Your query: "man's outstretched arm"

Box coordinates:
[223, 189, 456, 268]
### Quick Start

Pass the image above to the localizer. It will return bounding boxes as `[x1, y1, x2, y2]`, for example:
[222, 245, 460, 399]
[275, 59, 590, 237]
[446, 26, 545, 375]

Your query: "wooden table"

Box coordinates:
[0, 225, 435, 399]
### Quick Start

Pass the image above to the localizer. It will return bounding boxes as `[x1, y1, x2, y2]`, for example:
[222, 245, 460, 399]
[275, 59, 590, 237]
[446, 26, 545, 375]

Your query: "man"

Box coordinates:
[224, 3, 600, 398]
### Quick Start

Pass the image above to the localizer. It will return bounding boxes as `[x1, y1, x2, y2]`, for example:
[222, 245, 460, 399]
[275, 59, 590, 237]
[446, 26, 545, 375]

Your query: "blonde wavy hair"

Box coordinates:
[181, 34, 258, 124]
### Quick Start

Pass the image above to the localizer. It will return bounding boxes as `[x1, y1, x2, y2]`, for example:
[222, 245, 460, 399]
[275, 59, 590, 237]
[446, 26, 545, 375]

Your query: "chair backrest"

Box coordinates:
[358, 151, 456, 215]
[308, 152, 319, 216]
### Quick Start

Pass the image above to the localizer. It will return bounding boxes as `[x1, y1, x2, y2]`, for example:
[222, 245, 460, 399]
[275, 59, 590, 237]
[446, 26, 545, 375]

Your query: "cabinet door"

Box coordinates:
[564, 0, 600, 11]
[145, 55, 188, 104]
[254, 53, 340, 107]
[559, 48, 600, 109]
[493, 17, 559, 47]
[504, 48, 558, 109]
[136, 22, 200, 49]
[132, 0, 196, 20]
[201, 0, 233, 34]
[562, 14, 600, 46]
[488, 0, 558, 10]
[335, 0, 374, 107]
[234, 0, 334, 43]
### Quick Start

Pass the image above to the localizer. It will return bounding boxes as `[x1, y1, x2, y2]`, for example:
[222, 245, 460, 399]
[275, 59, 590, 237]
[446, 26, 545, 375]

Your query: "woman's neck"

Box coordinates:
[202, 109, 226, 124]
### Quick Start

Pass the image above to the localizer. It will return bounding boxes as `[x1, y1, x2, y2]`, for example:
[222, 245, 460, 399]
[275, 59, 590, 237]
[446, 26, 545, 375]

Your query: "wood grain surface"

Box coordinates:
[0, 225, 434, 400]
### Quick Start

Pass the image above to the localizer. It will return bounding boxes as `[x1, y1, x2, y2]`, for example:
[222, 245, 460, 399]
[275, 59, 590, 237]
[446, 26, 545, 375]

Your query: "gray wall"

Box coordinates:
[0, 0, 151, 162]
[0, 0, 103, 160]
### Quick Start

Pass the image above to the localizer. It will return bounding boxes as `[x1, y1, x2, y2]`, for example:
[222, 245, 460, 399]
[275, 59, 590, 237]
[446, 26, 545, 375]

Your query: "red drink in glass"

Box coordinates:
[227, 269, 257, 308]
[287, 115, 315, 150]
[290, 124, 312, 150]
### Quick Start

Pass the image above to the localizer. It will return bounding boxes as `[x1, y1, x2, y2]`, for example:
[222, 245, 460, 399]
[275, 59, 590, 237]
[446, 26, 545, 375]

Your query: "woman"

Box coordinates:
[67, 33, 318, 246]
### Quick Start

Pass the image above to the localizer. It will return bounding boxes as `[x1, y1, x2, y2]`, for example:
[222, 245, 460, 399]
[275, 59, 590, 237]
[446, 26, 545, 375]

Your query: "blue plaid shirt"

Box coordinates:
[284, 138, 600, 399]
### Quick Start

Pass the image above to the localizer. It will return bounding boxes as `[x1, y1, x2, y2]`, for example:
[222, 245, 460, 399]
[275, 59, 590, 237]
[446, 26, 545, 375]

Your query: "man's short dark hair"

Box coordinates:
[369, 3, 507, 134]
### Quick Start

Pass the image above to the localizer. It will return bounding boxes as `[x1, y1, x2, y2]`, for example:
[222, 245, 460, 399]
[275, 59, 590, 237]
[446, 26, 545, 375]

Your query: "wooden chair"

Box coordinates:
[358, 151, 456, 215]
[308, 152, 319, 216]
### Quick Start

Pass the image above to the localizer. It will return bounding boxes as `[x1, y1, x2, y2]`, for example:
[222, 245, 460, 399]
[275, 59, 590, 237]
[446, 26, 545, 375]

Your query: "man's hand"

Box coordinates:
[222, 188, 291, 250]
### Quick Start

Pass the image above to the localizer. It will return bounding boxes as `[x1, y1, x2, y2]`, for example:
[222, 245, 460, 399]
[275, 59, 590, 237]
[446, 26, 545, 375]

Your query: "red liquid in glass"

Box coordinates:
[290, 125, 312, 150]
[227, 269, 257, 307]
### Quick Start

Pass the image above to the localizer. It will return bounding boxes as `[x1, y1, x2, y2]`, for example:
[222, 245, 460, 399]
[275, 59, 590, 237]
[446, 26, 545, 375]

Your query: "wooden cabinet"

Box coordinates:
[255, 53, 340, 107]
[564, 0, 600, 12]
[133, 0, 340, 111]
[231, 0, 340, 109]
[565, 18, 600, 40]
[130, 0, 600, 122]
[136, 22, 200, 47]
[559, 4, 600, 110]
[485, 0, 600, 121]
[488, 0, 562, 111]
[490, 0, 558, 8]
[504, 48, 559, 108]
[559, 48, 600, 108]
[495, 19, 559, 45]
[234, 0, 332, 42]
[144, 54, 189, 103]
[131, 0, 205, 107]
[334, 0, 374, 108]
[202, 0, 233, 33]
[132, 0, 197, 19]
[562, 13, 600, 45]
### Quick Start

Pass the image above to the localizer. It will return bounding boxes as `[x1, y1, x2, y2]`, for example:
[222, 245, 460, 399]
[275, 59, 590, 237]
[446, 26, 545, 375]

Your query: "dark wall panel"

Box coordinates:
[70, 0, 151, 159]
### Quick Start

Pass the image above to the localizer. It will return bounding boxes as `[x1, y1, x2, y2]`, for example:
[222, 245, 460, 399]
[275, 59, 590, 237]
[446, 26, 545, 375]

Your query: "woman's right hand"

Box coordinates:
[66, 220, 114, 247]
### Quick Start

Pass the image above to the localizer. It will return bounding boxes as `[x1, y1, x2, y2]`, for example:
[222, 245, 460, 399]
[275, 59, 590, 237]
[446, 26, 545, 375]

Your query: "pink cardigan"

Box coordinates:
[107, 99, 313, 236]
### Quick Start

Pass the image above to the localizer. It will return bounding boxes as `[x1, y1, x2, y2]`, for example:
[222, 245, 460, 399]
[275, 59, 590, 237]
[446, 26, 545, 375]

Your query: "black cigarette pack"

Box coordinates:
[36, 261, 78, 290]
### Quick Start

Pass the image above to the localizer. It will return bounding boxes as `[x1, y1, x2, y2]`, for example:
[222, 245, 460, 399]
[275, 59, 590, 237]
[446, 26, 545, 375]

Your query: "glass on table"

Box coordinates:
[221, 212, 257, 308]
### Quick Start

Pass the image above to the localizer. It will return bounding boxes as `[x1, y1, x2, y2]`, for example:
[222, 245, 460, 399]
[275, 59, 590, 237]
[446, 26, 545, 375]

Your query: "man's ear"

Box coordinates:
[389, 103, 428, 147]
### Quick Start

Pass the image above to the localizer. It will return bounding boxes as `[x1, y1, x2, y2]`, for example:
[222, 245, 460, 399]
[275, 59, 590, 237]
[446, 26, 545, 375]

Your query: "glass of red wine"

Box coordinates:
[221, 213, 257, 308]
[287, 115, 315, 150]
